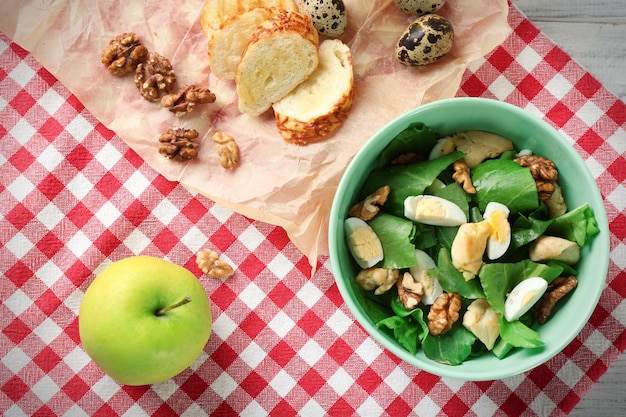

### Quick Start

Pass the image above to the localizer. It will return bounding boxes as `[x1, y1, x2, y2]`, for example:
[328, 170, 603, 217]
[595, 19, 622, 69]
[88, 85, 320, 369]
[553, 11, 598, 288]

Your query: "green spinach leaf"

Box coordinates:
[368, 213, 417, 269]
[547, 203, 600, 247]
[422, 324, 477, 365]
[472, 159, 539, 213]
[361, 152, 464, 217]
[430, 248, 485, 299]
[479, 260, 563, 314]
[498, 316, 544, 348]
[378, 122, 438, 167]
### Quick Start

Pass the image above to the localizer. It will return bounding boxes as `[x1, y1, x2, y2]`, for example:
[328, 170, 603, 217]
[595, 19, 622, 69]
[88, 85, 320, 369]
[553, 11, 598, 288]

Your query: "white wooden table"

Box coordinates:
[514, 1, 626, 415]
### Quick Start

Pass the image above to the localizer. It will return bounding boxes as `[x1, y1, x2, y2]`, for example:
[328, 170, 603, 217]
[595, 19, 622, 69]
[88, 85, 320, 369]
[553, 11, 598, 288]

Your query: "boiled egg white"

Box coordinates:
[409, 249, 443, 305]
[504, 277, 548, 322]
[404, 195, 467, 227]
[344, 217, 384, 269]
[483, 201, 511, 260]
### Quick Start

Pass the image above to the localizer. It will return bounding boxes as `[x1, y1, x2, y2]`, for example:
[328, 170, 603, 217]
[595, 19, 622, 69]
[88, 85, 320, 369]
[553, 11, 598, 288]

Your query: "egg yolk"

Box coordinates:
[349, 227, 382, 263]
[487, 210, 510, 243]
[415, 199, 446, 220]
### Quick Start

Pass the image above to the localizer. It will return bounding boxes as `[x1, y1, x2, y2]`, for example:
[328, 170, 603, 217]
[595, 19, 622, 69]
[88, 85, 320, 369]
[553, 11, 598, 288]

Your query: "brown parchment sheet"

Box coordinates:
[0, 0, 511, 268]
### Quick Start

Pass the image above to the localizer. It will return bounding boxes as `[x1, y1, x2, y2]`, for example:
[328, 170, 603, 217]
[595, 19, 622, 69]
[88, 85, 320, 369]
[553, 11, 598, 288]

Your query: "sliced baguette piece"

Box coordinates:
[235, 10, 320, 116]
[209, 7, 277, 80]
[273, 39, 354, 144]
[200, 0, 298, 38]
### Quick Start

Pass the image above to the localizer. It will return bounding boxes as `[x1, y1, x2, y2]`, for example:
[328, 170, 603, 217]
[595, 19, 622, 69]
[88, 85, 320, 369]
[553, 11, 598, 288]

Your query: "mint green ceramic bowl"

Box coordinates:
[328, 98, 609, 380]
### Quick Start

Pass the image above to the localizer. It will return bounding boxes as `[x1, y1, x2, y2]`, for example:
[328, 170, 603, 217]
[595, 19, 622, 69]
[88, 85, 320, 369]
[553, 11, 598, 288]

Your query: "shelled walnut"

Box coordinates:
[101, 32, 148, 76]
[514, 154, 558, 201]
[134, 52, 176, 102]
[391, 153, 421, 165]
[212, 131, 240, 169]
[534, 276, 577, 324]
[397, 272, 424, 310]
[161, 84, 216, 116]
[196, 249, 234, 279]
[427, 292, 461, 335]
[452, 159, 476, 194]
[348, 185, 390, 221]
[158, 128, 199, 161]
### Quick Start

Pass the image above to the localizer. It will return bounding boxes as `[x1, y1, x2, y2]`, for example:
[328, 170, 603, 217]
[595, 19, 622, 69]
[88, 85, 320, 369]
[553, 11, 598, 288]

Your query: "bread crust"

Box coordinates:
[235, 10, 320, 116]
[273, 39, 354, 145]
[200, 0, 298, 37]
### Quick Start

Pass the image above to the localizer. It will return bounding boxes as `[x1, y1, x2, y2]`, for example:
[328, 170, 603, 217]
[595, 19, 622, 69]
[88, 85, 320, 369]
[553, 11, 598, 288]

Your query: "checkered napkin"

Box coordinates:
[1, 5, 625, 417]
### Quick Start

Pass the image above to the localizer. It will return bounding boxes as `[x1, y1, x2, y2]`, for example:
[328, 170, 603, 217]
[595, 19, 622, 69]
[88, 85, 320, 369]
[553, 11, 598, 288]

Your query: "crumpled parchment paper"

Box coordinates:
[0, 0, 511, 268]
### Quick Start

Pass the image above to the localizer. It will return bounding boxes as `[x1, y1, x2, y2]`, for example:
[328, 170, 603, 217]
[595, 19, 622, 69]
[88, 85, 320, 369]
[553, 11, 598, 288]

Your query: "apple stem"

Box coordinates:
[156, 296, 192, 316]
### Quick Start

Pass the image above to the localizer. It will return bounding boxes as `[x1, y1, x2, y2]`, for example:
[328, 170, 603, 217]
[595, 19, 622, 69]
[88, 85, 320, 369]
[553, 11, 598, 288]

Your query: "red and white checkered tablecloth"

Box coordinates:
[1, 3, 625, 416]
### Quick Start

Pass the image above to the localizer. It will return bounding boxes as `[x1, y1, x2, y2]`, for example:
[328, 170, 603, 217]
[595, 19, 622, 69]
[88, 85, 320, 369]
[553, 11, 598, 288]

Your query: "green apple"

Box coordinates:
[79, 256, 212, 386]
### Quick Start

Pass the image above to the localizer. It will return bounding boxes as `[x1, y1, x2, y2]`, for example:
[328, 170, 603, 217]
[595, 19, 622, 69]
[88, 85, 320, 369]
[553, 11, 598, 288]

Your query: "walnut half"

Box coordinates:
[101, 32, 148, 77]
[161, 84, 216, 116]
[534, 276, 577, 324]
[158, 128, 199, 162]
[348, 185, 390, 221]
[452, 159, 476, 194]
[397, 272, 424, 310]
[212, 131, 240, 169]
[196, 249, 234, 280]
[514, 154, 558, 201]
[135, 52, 176, 102]
[427, 292, 461, 335]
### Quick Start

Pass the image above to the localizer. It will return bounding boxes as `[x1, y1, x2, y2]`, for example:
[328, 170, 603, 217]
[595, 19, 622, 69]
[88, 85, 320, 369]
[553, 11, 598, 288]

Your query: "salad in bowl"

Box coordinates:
[328, 98, 609, 380]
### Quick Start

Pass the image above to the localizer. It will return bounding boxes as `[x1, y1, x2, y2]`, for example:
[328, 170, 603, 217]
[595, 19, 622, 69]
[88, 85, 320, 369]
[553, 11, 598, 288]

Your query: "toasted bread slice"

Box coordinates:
[235, 10, 320, 116]
[273, 39, 354, 144]
[209, 8, 278, 80]
[200, 0, 298, 37]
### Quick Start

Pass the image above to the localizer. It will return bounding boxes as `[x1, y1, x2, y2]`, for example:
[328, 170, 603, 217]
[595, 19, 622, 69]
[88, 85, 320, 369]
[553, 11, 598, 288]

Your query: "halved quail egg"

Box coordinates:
[404, 195, 467, 226]
[428, 137, 456, 160]
[504, 277, 548, 322]
[483, 202, 512, 260]
[409, 249, 443, 305]
[344, 217, 383, 269]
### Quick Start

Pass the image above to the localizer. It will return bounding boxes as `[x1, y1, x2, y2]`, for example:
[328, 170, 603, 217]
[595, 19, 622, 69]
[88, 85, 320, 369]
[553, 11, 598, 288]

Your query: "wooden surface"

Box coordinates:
[514, 1, 626, 415]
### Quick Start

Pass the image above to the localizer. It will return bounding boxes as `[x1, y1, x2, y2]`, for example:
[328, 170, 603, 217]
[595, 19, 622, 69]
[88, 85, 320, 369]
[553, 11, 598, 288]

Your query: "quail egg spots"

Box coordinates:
[396, 14, 454, 66]
[298, 0, 348, 38]
[394, 0, 446, 16]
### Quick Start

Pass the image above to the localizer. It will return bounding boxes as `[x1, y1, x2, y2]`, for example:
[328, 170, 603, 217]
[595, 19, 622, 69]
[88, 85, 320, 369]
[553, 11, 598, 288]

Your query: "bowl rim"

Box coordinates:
[328, 97, 610, 380]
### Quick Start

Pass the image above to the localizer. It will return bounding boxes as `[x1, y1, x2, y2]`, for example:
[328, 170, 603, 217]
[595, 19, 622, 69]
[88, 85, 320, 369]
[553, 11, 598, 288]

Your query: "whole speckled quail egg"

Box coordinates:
[394, 0, 446, 16]
[298, 0, 347, 38]
[396, 14, 454, 66]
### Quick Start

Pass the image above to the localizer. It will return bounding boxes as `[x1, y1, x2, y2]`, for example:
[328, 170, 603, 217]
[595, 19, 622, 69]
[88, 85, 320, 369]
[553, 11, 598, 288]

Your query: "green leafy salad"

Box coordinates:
[344, 123, 600, 365]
